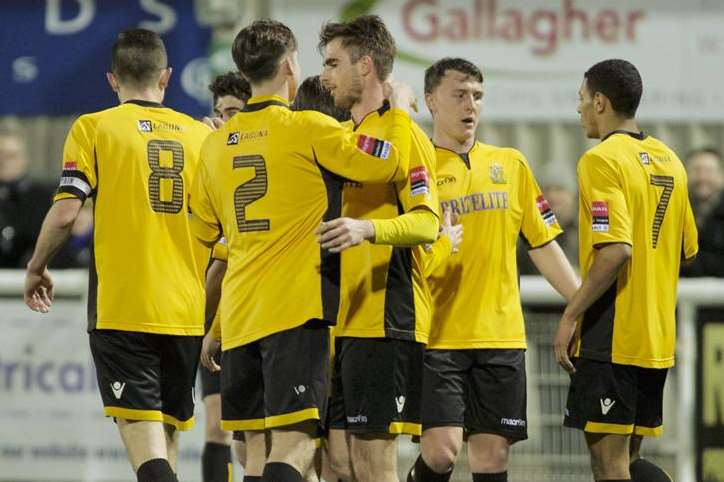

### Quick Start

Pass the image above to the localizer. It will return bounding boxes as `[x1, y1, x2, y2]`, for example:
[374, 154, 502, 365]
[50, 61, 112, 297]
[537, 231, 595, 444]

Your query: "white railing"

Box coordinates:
[1, 270, 722, 482]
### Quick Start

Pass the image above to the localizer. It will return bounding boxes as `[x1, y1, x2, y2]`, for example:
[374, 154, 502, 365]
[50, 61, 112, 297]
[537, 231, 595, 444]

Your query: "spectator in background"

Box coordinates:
[681, 147, 724, 277]
[518, 181, 579, 275]
[0, 122, 55, 268]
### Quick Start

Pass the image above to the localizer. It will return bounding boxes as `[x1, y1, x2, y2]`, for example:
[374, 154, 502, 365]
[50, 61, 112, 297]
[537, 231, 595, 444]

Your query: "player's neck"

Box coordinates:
[433, 128, 475, 154]
[117, 87, 164, 105]
[351, 81, 385, 126]
[251, 80, 289, 103]
[598, 117, 640, 141]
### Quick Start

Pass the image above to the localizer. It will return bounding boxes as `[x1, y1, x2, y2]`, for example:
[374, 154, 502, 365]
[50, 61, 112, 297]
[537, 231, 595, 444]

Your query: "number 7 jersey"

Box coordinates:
[575, 131, 698, 369]
[54, 100, 212, 335]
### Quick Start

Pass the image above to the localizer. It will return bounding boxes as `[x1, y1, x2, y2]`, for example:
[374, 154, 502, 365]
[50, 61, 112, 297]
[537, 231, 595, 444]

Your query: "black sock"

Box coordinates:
[407, 455, 452, 482]
[630, 458, 673, 481]
[243, 477, 262, 482]
[137, 458, 177, 482]
[261, 462, 303, 482]
[472, 472, 507, 482]
[203, 442, 232, 482]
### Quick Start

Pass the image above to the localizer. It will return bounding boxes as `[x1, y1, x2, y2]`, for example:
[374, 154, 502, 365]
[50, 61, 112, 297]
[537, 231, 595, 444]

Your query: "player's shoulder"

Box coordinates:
[293, 109, 338, 128]
[475, 142, 530, 167]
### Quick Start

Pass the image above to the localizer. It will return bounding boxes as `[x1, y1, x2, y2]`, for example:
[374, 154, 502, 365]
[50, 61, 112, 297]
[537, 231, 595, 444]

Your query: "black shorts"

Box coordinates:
[199, 356, 221, 398]
[328, 337, 424, 436]
[220, 320, 330, 432]
[89, 329, 201, 431]
[564, 357, 668, 437]
[421, 349, 527, 441]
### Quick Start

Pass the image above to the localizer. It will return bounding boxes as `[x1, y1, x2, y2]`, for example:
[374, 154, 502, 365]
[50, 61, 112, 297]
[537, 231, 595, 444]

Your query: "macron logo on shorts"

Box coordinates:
[395, 396, 406, 414]
[111, 381, 126, 400]
[600, 398, 616, 415]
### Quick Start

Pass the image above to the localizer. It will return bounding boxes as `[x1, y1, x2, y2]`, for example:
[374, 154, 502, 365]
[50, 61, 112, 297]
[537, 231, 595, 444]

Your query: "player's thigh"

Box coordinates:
[158, 334, 202, 430]
[220, 342, 265, 431]
[584, 432, 631, 479]
[88, 329, 163, 418]
[420, 349, 469, 432]
[467, 349, 528, 443]
[420, 426, 464, 471]
[564, 357, 638, 435]
[633, 367, 668, 437]
[339, 337, 424, 437]
[261, 320, 331, 429]
[116, 419, 167, 471]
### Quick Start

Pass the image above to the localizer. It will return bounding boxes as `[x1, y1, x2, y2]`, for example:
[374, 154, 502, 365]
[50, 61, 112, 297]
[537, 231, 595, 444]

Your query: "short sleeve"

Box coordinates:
[578, 153, 633, 247]
[396, 130, 439, 216]
[211, 237, 229, 262]
[54, 115, 98, 202]
[188, 159, 222, 246]
[307, 109, 410, 183]
[519, 156, 563, 248]
[682, 197, 699, 260]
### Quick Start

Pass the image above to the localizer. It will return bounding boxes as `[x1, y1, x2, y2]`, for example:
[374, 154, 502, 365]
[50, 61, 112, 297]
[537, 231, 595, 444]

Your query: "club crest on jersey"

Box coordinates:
[227, 132, 240, 145]
[536, 195, 557, 226]
[490, 164, 506, 184]
[592, 200, 609, 232]
[639, 152, 650, 165]
[410, 166, 430, 197]
[137, 120, 153, 133]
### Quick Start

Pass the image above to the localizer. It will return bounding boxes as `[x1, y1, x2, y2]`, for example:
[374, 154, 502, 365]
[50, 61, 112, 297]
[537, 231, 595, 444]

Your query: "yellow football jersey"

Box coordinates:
[427, 142, 562, 349]
[574, 131, 698, 369]
[335, 103, 439, 343]
[54, 100, 211, 335]
[189, 95, 411, 351]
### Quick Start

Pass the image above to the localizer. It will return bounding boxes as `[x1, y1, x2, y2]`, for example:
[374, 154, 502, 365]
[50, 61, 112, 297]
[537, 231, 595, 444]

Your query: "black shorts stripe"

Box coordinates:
[317, 160, 343, 324]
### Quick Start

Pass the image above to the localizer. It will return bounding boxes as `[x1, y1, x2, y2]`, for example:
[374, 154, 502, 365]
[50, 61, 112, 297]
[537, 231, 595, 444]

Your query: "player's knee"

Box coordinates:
[589, 447, 628, 480]
[327, 446, 353, 480]
[467, 435, 510, 473]
[421, 432, 461, 473]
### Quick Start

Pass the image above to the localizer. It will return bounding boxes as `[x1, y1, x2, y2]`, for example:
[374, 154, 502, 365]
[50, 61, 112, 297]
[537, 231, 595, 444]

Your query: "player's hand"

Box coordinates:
[554, 314, 578, 373]
[24, 267, 54, 313]
[384, 80, 418, 113]
[316, 217, 374, 253]
[202, 116, 224, 130]
[439, 209, 463, 253]
[201, 332, 221, 373]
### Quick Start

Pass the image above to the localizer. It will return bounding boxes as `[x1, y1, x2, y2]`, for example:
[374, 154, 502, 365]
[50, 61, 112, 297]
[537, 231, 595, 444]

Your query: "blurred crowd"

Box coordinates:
[0, 117, 722, 277]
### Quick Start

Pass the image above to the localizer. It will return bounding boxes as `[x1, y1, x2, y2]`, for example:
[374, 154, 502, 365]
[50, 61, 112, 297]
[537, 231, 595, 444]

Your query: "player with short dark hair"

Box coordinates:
[209, 71, 251, 121]
[405, 57, 579, 482]
[318, 15, 441, 482]
[24, 28, 211, 482]
[191, 19, 416, 482]
[555, 59, 698, 482]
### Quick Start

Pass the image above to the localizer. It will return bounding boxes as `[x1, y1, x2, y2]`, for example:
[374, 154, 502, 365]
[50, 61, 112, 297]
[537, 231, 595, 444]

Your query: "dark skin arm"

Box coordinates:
[554, 242, 632, 373]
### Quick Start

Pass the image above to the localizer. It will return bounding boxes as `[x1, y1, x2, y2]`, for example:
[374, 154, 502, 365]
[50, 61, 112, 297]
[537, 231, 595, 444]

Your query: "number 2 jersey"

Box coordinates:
[189, 95, 411, 351]
[575, 131, 698, 368]
[54, 100, 212, 335]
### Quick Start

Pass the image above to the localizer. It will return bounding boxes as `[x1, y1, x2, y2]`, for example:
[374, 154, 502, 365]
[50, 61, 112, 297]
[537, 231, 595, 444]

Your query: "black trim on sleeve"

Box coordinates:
[56, 186, 88, 201]
[527, 232, 562, 251]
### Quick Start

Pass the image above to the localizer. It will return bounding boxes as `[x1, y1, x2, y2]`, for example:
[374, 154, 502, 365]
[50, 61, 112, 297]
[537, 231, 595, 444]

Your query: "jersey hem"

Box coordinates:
[611, 354, 674, 369]
[426, 340, 527, 350]
[95, 322, 203, 336]
[221, 318, 311, 351]
[335, 327, 428, 344]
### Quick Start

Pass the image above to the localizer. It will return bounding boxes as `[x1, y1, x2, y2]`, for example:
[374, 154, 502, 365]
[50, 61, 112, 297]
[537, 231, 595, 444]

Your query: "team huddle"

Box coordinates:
[24, 14, 697, 482]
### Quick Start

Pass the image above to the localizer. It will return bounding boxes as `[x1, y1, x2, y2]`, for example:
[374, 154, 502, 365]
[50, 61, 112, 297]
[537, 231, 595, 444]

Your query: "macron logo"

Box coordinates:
[600, 398, 616, 415]
[395, 396, 406, 414]
[111, 381, 126, 400]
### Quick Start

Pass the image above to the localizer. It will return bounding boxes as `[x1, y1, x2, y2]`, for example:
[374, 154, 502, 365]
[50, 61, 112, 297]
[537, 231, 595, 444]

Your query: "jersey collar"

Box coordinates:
[434, 140, 479, 169]
[601, 130, 646, 142]
[351, 100, 390, 131]
[243, 95, 289, 112]
[124, 99, 165, 108]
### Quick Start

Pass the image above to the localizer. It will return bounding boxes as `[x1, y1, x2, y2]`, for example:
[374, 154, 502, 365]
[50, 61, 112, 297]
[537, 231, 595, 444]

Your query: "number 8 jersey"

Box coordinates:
[55, 100, 212, 335]
[575, 131, 699, 369]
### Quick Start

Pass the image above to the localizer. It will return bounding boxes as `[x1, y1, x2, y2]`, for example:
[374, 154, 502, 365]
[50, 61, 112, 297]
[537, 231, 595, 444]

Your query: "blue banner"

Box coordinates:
[0, 0, 212, 117]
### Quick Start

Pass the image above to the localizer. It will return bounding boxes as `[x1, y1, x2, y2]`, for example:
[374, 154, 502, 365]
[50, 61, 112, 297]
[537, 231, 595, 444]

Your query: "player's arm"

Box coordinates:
[421, 209, 462, 277]
[25, 199, 83, 312]
[528, 241, 579, 301]
[188, 157, 222, 248]
[312, 82, 416, 184]
[26, 116, 97, 312]
[555, 154, 632, 373]
[201, 256, 227, 373]
[554, 242, 631, 373]
[681, 195, 699, 266]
